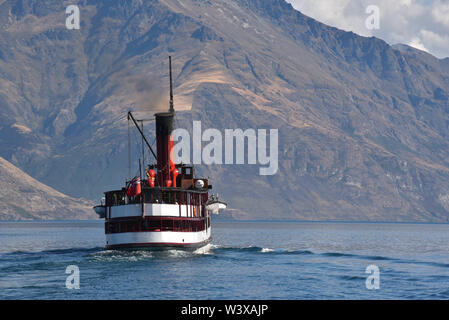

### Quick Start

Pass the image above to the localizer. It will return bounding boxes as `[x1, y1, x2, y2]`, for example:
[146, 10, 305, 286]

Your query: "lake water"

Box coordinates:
[0, 220, 448, 299]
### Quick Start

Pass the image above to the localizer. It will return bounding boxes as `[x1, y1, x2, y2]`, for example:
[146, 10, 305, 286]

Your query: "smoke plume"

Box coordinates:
[130, 75, 169, 113]
[109, 64, 170, 114]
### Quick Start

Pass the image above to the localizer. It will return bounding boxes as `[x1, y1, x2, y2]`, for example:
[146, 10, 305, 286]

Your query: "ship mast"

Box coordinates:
[169, 55, 174, 114]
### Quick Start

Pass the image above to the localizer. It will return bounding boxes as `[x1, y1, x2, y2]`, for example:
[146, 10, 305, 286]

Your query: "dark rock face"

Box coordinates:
[1, 0, 449, 221]
[191, 26, 223, 42]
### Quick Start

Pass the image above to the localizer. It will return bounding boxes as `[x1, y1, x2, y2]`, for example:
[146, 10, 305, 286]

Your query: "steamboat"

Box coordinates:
[94, 57, 226, 250]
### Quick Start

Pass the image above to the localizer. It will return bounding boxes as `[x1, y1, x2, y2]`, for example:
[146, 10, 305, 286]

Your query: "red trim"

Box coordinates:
[106, 238, 211, 250]
[107, 216, 205, 222]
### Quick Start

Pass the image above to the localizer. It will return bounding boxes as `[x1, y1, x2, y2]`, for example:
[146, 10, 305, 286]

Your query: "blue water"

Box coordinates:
[0, 220, 448, 299]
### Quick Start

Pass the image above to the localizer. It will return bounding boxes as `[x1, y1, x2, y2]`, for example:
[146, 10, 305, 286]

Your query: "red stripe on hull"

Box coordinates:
[105, 238, 211, 251]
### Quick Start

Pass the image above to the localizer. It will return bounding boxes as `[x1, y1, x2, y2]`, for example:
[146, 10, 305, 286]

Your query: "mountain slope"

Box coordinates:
[0, 157, 96, 220]
[0, 0, 449, 221]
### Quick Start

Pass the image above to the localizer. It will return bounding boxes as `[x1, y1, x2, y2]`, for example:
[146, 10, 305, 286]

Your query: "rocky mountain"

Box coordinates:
[1, 0, 449, 222]
[0, 157, 95, 220]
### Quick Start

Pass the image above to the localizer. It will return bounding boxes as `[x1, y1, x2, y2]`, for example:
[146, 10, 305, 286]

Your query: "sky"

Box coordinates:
[286, 0, 449, 59]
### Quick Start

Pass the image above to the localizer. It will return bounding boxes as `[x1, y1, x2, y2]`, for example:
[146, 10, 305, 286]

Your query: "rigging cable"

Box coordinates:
[128, 116, 131, 180]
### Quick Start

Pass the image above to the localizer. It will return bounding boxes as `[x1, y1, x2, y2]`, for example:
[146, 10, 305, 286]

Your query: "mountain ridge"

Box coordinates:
[0, 0, 449, 222]
[0, 157, 95, 220]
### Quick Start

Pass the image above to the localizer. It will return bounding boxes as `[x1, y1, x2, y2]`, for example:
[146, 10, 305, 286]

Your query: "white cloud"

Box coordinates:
[409, 37, 428, 52]
[286, 0, 449, 58]
[432, 3, 449, 26]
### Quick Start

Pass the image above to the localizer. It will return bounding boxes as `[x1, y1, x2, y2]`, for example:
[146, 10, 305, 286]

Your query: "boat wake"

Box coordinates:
[3, 244, 449, 270]
[196, 245, 449, 269]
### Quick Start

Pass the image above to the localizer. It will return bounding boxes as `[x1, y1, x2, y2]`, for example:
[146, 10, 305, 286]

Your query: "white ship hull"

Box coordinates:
[105, 227, 211, 250]
[104, 203, 211, 250]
